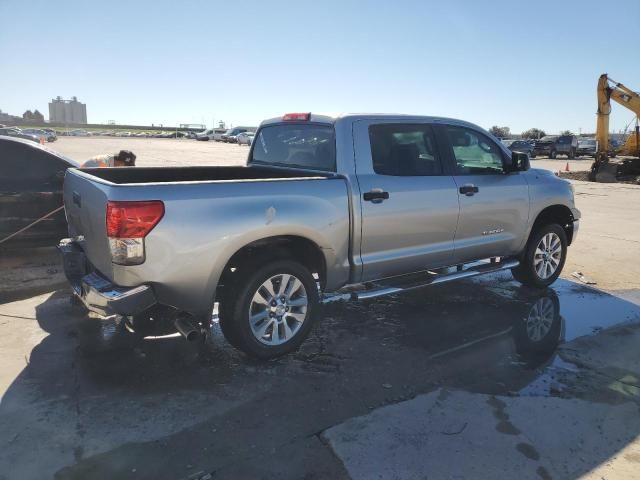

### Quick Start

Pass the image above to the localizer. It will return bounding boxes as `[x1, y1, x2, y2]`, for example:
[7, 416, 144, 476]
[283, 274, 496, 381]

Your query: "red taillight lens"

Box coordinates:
[282, 112, 311, 121]
[106, 201, 164, 238]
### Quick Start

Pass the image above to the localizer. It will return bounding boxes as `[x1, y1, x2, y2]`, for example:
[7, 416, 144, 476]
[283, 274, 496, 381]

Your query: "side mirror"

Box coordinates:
[506, 151, 529, 172]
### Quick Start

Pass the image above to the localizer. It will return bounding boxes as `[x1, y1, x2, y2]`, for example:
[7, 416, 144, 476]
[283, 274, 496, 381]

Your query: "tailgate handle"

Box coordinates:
[73, 191, 82, 207]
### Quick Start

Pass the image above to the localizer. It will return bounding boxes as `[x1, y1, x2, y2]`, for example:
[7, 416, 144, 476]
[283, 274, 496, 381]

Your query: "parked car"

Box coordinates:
[533, 135, 578, 159]
[212, 129, 228, 142]
[0, 127, 40, 143]
[60, 112, 579, 359]
[501, 139, 535, 158]
[222, 127, 249, 143]
[576, 138, 597, 157]
[236, 131, 255, 146]
[0, 136, 78, 247]
[40, 128, 58, 142]
[70, 129, 90, 137]
[196, 129, 215, 141]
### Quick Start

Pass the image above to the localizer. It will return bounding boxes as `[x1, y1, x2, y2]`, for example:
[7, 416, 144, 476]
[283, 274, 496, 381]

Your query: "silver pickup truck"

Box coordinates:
[60, 113, 580, 358]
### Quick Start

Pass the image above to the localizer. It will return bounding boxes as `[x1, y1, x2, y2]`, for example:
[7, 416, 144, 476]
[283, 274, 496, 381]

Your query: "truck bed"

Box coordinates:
[63, 166, 350, 315]
[81, 165, 332, 185]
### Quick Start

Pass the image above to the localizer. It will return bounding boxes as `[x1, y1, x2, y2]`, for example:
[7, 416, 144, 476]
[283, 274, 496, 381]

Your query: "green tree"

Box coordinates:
[32, 110, 44, 123]
[522, 128, 546, 139]
[488, 126, 511, 138]
[560, 130, 574, 136]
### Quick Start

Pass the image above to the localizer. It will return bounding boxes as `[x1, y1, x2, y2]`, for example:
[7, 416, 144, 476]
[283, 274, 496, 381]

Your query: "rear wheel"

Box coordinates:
[512, 224, 567, 288]
[218, 260, 319, 359]
[549, 150, 557, 159]
[568, 148, 575, 159]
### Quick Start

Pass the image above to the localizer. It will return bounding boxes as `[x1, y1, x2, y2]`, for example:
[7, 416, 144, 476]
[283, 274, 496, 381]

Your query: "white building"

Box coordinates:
[48, 96, 87, 124]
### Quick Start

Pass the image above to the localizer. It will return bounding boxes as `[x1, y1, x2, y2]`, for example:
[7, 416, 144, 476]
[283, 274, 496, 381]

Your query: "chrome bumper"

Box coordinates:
[58, 239, 156, 317]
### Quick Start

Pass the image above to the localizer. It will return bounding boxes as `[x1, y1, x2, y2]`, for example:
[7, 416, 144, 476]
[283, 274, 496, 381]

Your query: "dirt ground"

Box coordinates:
[1, 137, 639, 479]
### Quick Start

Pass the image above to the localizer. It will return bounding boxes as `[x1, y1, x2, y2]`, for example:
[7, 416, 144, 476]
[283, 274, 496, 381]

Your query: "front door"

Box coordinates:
[435, 124, 529, 263]
[354, 121, 460, 282]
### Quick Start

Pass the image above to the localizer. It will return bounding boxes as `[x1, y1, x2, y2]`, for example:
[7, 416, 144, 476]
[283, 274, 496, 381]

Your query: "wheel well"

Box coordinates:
[531, 205, 575, 245]
[217, 236, 327, 296]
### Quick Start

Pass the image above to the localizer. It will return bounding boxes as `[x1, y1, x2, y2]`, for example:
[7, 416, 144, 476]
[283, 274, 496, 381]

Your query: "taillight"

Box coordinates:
[282, 112, 311, 121]
[106, 201, 164, 265]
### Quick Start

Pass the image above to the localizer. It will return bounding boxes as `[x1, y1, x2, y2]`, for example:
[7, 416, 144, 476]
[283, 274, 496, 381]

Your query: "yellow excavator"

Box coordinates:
[591, 74, 640, 181]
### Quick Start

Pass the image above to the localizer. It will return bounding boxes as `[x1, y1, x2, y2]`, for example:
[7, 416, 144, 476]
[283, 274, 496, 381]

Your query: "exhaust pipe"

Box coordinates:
[174, 315, 200, 342]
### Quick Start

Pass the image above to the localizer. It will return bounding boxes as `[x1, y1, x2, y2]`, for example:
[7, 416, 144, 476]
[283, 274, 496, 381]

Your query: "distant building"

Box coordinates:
[49, 96, 87, 124]
[0, 109, 21, 123]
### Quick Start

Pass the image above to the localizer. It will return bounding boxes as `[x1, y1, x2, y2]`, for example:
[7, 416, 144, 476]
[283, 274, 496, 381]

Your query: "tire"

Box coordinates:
[218, 259, 319, 359]
[568, 149, 575, 159]
[511, 224, 567, 288]
[549, 150, 557, 159]
[512, 291, 562, 368]
[530, 153, 536, 159]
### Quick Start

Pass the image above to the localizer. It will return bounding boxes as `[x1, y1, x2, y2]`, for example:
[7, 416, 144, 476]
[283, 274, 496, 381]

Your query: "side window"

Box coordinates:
[0, 140, 65, 185]
[445, 126, 505, 175]
[0, 140, 25, 183]
[369, 124, 443, 176]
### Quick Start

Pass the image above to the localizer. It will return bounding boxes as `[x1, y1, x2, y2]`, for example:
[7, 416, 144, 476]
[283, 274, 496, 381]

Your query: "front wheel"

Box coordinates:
[512, 224, 567, 288]
[218, 260, 319, 359]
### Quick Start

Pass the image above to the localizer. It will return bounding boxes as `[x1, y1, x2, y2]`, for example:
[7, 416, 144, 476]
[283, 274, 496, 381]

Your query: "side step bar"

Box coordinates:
[322, 258, 519, 304]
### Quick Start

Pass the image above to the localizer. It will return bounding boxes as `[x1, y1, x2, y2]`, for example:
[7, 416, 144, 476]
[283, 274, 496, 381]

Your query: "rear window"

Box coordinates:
[251, 124, 336, 171]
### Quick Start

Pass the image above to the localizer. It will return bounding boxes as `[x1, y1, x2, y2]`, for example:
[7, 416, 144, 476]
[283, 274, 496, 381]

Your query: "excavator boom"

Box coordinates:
[592, 74, 640, 181]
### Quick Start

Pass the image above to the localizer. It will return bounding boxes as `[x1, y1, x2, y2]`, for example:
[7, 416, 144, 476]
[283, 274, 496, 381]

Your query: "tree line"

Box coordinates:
[488, 126, 575, 139]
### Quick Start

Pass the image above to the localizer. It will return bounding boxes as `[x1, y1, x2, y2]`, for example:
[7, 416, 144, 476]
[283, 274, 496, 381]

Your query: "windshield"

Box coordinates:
[539, 136, 558, 142]
[579, 139, 596, 146]
[251, 123, 336, 171]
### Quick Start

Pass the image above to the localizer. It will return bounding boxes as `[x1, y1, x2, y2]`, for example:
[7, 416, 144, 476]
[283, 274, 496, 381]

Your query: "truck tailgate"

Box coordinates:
[63, 170, 114, 278]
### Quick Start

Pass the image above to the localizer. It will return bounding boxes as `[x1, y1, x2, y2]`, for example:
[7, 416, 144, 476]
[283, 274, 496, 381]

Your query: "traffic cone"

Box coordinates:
[565, 162, 570, 172]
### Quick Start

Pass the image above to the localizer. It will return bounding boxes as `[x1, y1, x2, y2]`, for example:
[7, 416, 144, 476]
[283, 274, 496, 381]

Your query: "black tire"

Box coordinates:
[568, 149, 575, 159]
[511, 224, 567, 288]
[218, 259, 319, 359]
[530, 153, 536, 159]
[549, 150, 556, 159]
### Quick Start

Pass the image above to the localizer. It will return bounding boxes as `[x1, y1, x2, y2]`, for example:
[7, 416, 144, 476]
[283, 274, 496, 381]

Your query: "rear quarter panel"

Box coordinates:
[109, 177, 351, 316]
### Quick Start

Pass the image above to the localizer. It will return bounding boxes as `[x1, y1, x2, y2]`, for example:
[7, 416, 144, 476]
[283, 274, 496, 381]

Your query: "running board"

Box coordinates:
[322, 259, 519, 304]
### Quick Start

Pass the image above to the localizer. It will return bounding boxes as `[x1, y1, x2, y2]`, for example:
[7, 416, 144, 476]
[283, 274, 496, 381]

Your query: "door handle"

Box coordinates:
[363, 190, 389, 202]
[459, 184, 479, 196]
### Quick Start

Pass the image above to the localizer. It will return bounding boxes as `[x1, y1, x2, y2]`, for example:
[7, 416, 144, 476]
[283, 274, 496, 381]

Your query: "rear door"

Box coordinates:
[435, 124, 529, 263]
[0, 139, 69, 246]
[354, 120, 460, 281]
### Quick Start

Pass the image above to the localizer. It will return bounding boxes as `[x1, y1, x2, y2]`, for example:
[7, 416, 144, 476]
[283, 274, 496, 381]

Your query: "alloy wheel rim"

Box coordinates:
[525, 297, 555, 342]
[249, 274, 308, 345]
[533, 232, 562, 280]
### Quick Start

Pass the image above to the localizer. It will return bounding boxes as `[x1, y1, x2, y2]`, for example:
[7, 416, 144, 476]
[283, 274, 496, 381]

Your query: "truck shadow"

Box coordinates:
[0, 275, 639, 479]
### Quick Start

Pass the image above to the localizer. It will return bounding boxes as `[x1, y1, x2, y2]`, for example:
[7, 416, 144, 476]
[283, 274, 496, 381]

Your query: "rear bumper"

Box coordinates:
[58, 239, 156, 317]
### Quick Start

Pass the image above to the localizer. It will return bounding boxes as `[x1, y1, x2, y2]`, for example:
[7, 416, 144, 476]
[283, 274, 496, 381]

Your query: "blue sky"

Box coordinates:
[1, 0, 638, 134]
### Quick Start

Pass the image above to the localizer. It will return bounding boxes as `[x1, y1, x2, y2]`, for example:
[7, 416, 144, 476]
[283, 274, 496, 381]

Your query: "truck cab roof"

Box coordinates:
[260, 113, 486, 130]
